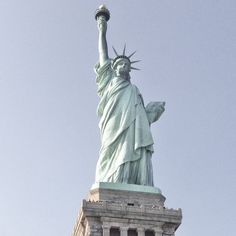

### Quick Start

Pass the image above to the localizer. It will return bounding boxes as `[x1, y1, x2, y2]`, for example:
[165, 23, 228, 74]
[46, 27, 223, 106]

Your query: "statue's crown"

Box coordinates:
[112, 45, 140, 71]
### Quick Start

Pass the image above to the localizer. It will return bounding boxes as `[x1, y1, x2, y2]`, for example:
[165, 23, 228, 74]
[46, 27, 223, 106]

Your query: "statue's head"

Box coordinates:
[113, 57, 131, 78]
[112, 45, 140, 79]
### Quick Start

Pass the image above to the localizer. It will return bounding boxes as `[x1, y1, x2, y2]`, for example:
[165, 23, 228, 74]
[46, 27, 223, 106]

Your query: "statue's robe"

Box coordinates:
[95, 60, 154, 186]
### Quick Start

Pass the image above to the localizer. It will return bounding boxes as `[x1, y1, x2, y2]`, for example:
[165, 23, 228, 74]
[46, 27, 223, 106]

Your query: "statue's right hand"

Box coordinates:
[97, 16, 107, 34]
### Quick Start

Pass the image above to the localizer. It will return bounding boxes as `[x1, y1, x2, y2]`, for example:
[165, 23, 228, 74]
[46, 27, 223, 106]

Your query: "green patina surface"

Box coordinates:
[94, 5, 165, 187]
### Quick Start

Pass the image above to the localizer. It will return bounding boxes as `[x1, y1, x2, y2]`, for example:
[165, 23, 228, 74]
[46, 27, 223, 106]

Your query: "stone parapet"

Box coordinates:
[72, 184, 182, 236]
[89, 183, 165, 208]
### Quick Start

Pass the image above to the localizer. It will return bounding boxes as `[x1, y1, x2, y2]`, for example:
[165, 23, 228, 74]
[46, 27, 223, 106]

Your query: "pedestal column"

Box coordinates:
[154, 229, 163, 236]
[120, 227, 128, 236]
[137, 228, 145, 236]
[102, 226, 110, 236]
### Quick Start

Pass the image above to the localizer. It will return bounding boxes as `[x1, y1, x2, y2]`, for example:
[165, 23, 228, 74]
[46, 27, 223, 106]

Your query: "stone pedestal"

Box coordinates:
[72, 183, 182, 236]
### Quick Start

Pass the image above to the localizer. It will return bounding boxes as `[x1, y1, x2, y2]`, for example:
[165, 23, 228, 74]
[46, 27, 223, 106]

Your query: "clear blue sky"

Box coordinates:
[0, 1, 235, 235]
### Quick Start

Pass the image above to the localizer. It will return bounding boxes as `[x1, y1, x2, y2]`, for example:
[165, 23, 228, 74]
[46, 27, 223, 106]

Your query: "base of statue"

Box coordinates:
[89, 182, 165, 207]
[72, 182, 182, 236]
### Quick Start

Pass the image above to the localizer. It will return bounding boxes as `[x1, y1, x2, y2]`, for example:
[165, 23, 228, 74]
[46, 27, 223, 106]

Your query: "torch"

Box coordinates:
[95, 5, 110, 22]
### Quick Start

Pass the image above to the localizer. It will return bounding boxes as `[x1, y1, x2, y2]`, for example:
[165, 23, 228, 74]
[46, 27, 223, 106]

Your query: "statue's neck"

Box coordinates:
[115, 73, 130, 81]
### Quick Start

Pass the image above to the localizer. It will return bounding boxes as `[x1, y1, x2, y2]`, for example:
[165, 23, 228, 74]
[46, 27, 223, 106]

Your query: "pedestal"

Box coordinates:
[72, 183, 182, 236]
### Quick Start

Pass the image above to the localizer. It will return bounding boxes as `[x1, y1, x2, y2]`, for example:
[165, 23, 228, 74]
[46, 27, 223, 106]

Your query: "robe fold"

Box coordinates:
[95, 60, 155, 186]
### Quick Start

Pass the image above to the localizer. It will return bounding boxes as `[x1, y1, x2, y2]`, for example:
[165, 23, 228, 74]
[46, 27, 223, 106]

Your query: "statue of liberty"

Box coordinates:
[94, 5, 165, 186]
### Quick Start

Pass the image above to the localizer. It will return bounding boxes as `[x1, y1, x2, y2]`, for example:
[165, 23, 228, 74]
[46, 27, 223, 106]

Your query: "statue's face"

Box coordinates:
[114, 58, 131, 77]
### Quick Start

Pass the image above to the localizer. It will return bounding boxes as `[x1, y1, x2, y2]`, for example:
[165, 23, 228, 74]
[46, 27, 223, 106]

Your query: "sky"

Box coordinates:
[0, 0, 235, 235]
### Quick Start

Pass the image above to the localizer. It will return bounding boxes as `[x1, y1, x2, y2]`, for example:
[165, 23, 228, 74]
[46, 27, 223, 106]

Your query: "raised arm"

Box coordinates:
[97, 15, 109, 67]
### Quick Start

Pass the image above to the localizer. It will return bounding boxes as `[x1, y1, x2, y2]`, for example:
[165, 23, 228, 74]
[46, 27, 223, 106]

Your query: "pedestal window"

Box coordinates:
[110, 228, 120, 236]
[128, 229, 138, 236]
[145, 230, 155, 236]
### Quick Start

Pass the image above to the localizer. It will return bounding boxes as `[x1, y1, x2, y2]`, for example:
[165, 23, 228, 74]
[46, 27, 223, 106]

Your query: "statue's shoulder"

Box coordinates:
[94, 59, 113, 75]
[131, 84, 141, 94]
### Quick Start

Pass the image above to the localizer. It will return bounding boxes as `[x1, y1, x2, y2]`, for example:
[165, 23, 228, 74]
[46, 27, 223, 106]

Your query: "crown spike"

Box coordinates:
[112, 46, 119, 56]
[131, 60, 141, 64]
[128, 51, 136, 58]
[131, 66, 140, 71]
[123, 44, 126, 56]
